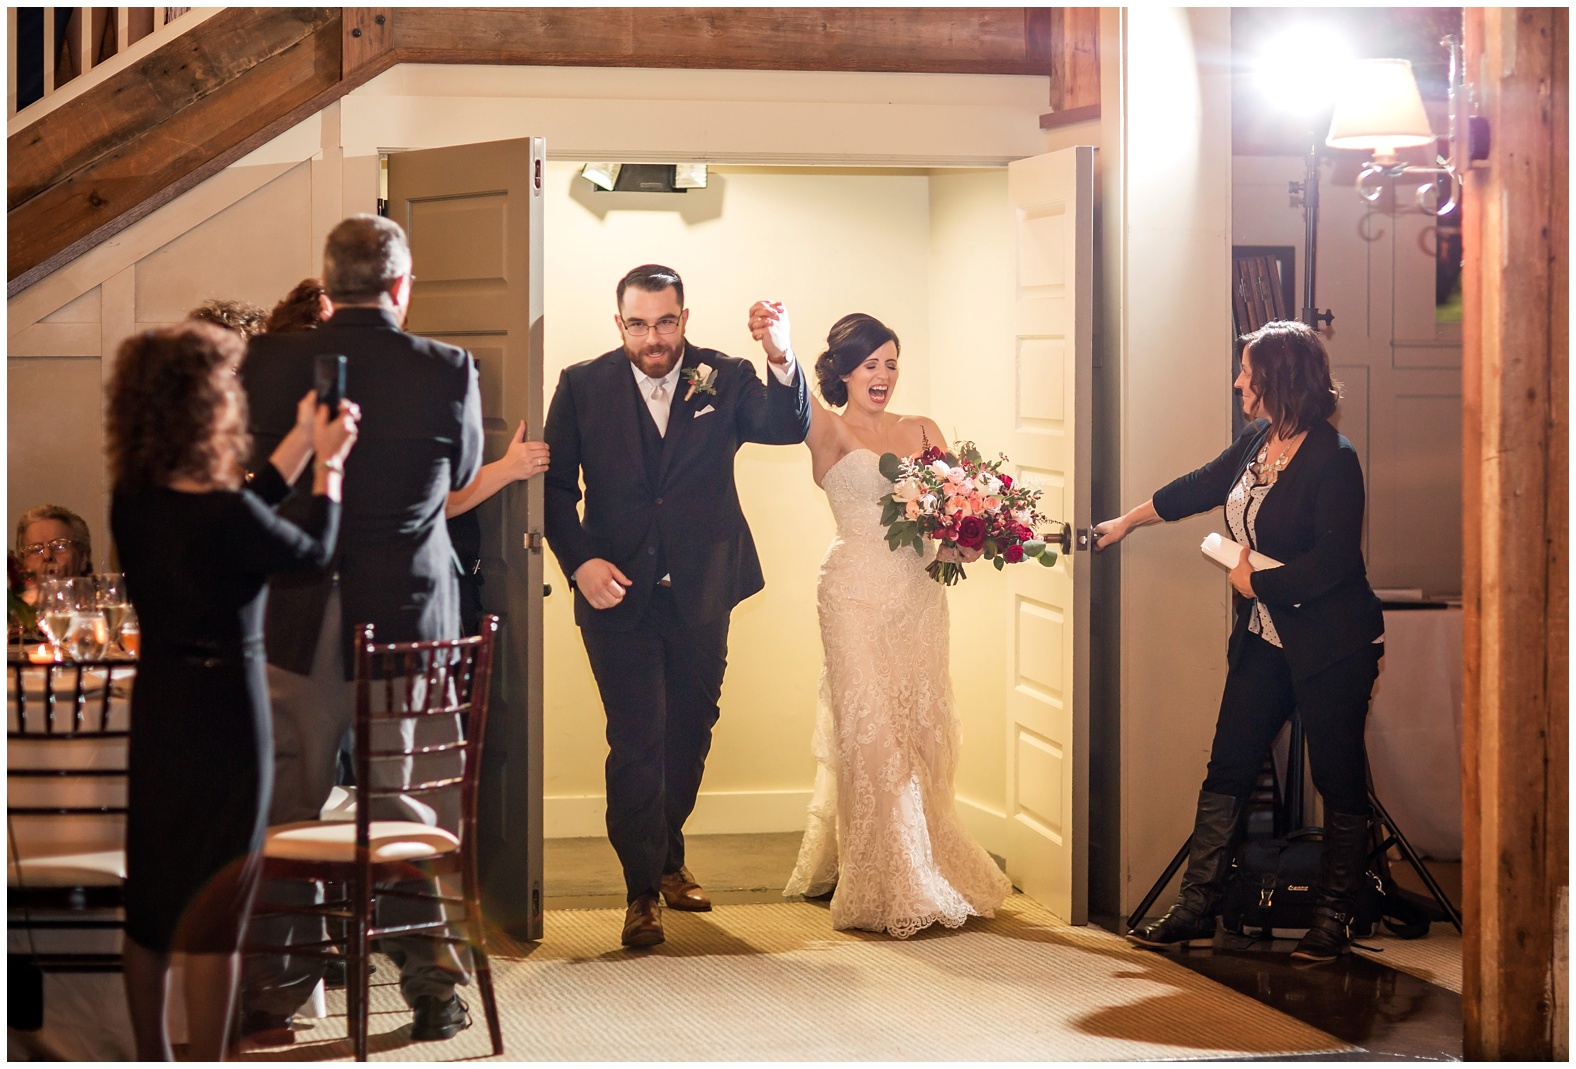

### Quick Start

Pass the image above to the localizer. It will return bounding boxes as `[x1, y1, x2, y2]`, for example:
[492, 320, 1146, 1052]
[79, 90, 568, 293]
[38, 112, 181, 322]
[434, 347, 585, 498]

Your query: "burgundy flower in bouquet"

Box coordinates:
[876, 440, 1064, 585]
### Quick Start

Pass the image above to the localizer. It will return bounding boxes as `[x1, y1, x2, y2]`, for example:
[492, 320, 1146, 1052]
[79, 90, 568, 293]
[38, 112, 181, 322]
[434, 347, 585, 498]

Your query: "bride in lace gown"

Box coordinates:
[748, 302, 1012, 938]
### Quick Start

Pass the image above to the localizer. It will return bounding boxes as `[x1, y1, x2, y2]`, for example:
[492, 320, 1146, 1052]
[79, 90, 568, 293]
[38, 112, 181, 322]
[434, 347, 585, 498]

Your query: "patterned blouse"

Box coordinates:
[1225, 462, 1282, 647]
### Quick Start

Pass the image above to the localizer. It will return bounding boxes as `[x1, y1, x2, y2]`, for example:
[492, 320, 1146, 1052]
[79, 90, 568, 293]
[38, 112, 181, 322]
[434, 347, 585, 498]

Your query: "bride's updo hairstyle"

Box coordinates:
[814, 313, 900, 408]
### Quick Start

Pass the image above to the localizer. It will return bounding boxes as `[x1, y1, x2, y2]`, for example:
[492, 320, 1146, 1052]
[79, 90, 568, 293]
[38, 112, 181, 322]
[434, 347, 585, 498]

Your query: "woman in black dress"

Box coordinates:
[107, 322, 359, 1059]
[1094, 320, 1384, 963]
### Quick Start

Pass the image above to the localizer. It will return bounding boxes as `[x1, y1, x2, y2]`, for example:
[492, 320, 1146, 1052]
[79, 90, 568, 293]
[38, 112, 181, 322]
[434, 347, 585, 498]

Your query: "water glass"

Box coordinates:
[65, 610, 110, 660]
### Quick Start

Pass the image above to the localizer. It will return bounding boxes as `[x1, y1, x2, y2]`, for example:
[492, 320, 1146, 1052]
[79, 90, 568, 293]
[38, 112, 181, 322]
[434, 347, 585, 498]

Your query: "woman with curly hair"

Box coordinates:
[107, 321, 360, 1059]
[1096, 320, 1385, 963]
[263, 278, 332, 335]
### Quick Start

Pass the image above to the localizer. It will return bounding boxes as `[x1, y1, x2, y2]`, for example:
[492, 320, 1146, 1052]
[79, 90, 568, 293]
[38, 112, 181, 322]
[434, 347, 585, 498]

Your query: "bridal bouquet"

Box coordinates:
[877, 441, 1061, 586]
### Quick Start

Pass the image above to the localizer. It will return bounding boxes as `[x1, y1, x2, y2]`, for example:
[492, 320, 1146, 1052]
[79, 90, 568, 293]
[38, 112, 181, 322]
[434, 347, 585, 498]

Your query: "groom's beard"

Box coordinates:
[625, 336, 683, 379]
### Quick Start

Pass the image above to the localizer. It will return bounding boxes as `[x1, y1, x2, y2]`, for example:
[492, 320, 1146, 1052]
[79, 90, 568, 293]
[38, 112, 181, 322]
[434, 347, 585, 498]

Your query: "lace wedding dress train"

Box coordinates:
[784, 449, 1012, 938]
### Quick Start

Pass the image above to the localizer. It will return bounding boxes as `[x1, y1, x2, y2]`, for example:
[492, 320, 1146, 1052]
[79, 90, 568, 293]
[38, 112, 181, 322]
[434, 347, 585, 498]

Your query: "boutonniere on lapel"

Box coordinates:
[681, 363, 718, 402]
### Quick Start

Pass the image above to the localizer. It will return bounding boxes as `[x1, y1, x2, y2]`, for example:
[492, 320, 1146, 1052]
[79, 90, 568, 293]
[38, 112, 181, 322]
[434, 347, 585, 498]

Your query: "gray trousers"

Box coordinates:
[241, 590, 470, 1015]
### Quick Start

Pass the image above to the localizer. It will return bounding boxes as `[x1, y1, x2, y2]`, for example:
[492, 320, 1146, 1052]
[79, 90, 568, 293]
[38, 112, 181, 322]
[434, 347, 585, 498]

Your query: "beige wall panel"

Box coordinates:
[134, 162, 316, 324]
[344, 65, 1048, 167]
[40, 287, 101, 324]
[8, 358, 107, 556]
[1113, 8, 1236, 915]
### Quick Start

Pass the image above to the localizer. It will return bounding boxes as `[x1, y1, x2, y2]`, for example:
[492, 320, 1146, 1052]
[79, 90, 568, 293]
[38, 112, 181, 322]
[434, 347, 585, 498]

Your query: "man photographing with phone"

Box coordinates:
[237, 214, 485, 1044]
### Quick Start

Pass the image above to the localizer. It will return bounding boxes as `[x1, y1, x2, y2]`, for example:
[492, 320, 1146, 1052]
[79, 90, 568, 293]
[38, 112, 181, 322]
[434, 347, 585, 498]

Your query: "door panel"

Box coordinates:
[387, 136, 546, 939]
[1003, 146, 1094, 923]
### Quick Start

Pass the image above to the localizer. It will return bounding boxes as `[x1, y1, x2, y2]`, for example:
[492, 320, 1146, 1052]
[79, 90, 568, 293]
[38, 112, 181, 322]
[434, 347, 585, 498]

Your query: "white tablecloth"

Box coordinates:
[1366, 608, 1463, 860]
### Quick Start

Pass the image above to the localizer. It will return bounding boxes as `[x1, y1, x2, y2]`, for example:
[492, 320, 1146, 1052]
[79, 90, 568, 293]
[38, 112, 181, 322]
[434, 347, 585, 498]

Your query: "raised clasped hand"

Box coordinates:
[748, 300, 791, 363]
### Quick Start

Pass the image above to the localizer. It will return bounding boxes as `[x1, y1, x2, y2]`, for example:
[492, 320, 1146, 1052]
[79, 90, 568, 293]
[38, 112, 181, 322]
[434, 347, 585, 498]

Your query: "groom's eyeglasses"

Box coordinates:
[620, 315, 682, 338]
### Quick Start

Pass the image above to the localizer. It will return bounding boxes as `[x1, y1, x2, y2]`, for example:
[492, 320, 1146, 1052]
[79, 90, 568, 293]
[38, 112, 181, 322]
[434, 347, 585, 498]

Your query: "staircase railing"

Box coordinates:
[7, 8, 209, 126]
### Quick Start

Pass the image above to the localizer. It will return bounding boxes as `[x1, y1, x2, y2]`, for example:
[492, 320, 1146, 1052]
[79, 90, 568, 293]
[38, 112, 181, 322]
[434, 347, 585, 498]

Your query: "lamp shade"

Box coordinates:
[1325, 59, 1435, 159]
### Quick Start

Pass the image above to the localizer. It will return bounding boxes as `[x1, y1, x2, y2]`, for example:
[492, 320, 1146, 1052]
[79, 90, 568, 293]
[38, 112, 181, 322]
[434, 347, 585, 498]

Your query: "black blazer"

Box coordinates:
[242, 306, 485, 677]
[543, 342, 812, 631]
[1153, 418, 1384, 680]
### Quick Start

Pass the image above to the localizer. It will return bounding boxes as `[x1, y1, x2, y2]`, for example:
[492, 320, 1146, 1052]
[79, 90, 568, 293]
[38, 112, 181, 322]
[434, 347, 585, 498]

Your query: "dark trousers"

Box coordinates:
[1202, 634, 1383, 817]
[580, 586, 729, 902]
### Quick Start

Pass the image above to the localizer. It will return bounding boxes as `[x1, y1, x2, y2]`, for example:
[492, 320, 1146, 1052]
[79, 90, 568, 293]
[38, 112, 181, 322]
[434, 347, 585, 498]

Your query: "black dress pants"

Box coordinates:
[580, 586, 729, 901]
[1201, 633, 1383, 817]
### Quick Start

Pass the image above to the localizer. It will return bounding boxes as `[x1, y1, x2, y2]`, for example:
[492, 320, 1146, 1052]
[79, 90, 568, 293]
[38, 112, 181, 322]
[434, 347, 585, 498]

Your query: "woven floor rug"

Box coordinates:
[241, 893, 1355, 1061]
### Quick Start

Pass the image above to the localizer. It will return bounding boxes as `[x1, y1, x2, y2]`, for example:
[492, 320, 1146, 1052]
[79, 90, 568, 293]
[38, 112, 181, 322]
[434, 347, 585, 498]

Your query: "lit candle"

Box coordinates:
[28, 643, 55, 664]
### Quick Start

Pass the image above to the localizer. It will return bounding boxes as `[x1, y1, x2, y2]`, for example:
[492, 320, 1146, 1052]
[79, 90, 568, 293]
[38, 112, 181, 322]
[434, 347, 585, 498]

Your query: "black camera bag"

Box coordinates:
[1220, 829, 1432, 940]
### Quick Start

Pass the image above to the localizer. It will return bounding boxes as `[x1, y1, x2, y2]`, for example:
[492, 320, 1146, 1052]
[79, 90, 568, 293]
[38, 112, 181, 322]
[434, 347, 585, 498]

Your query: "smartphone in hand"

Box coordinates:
[314, 353, 347, 412]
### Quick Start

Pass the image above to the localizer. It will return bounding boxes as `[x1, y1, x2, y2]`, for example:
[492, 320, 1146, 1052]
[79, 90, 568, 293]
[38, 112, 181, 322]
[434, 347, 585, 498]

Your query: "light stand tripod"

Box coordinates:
[1125, 132, 1462, 937]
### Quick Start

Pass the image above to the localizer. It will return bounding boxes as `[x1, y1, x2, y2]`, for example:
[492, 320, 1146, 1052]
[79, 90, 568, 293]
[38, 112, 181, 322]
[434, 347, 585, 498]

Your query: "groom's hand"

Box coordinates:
[574, 558, 633, 609]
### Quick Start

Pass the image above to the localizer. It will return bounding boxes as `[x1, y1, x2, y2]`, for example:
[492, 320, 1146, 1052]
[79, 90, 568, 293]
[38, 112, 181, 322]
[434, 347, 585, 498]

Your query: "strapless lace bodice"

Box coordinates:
[785, 448, 1012, 937]
[822, 449, 903, 542]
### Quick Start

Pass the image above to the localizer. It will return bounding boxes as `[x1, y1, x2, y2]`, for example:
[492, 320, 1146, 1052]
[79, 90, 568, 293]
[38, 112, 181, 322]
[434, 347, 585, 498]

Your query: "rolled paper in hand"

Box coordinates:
[1201, 532, 1282, 572]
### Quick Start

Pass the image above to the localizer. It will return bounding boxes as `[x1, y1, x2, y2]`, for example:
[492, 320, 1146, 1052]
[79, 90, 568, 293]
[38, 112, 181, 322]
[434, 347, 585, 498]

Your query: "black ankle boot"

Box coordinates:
[1291, 906, 1353, 962]
[1291, 810, 1371, 962]
[1128, 790, 1243, 948]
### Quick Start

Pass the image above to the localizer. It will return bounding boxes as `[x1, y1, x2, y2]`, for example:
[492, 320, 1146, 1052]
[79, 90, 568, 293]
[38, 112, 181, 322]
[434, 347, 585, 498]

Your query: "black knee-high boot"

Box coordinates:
[1128, 790, 1243, 948]
[1291, 810, 1371, 962]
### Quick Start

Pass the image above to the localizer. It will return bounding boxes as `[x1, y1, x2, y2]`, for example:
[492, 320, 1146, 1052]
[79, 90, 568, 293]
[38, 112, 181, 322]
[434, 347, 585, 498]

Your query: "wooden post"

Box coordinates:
[1461, 7, 1569, 1059]
[1043, 6, 1101, 128]
[342, 8, 393, 79]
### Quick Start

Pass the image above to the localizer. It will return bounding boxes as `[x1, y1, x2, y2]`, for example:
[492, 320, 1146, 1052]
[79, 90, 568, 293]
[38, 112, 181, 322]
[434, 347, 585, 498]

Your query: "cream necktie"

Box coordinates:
[648, 378, 671, 437]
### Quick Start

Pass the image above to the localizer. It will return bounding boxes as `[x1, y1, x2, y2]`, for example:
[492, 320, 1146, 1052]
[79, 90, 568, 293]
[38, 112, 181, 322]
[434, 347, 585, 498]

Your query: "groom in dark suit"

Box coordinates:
[544, 264, 811, 946]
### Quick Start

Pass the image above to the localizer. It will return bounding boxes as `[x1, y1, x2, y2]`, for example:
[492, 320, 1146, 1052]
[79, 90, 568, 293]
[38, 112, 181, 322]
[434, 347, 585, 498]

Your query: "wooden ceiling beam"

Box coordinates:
[9, 7, 1081, 294]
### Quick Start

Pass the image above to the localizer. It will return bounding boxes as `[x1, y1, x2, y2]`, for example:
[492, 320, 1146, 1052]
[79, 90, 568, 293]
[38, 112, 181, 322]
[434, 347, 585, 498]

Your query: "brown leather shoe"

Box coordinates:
[660, 866, 712, 912]
[621, 894, 664, 947]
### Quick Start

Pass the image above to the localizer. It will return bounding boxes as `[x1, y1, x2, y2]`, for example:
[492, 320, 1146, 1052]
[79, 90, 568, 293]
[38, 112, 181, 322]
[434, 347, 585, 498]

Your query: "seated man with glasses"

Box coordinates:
[15, 503, 94, 583]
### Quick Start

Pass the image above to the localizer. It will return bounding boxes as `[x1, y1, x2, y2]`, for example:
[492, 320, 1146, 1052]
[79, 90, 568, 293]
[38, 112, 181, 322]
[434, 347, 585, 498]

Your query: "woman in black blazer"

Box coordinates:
[1095, 320, 1384, 963]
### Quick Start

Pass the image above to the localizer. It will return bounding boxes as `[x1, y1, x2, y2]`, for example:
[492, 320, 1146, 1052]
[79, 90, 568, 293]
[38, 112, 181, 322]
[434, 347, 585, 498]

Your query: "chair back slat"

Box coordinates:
[350, 618, 499, 858]
[8, 656, 134, 968]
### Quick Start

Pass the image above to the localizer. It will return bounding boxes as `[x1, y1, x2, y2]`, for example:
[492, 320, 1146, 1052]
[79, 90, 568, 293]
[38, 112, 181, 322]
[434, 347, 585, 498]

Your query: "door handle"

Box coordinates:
[1048, 522, 1091, 555]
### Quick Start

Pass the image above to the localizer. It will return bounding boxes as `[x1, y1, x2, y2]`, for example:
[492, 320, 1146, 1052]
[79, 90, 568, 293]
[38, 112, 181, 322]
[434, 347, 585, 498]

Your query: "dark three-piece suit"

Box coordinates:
[543, 341, 812, 900]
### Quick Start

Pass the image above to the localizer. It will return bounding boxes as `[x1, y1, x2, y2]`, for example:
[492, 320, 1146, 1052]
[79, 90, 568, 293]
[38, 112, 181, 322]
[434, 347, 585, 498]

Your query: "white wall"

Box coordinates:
[1105, 8, 1237, 915]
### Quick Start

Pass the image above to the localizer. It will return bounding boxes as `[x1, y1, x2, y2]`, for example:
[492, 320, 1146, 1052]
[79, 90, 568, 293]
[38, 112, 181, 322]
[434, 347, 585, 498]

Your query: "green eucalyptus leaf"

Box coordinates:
[993, 556, 1006, 571]
[877, 452, 904, 481]
[1038, 549, 1058, 567]
[1024, 539, 1047, 557]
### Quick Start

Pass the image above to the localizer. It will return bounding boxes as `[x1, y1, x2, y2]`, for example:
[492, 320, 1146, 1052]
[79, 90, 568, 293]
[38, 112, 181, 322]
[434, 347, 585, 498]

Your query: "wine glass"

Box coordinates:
[118, 608, 140, 658]
[96, 573, 130, 643]
[36, 578, 73, 660]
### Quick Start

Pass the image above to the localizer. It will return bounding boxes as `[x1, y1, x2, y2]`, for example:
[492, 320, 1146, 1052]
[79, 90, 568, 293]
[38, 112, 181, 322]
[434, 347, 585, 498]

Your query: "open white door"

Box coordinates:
[1001, 146, 1095, 923]
[387, 136, 547, 939]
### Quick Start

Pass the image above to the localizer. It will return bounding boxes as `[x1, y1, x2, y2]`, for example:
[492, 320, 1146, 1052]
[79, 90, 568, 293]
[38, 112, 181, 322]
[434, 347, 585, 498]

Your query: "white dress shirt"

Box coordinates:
[631, 354, 799, 437]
